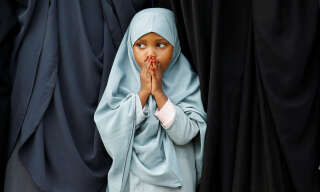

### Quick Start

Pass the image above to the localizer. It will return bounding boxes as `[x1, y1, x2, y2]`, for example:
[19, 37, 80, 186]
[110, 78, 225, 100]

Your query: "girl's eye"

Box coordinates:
[157, 43, 167, 48]
[136, 43, 146, 48]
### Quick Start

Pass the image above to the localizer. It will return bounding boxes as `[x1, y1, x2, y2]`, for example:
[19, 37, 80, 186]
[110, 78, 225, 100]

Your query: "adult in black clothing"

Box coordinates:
[158, 0, 320, 191]
[4, 0, 154, 192]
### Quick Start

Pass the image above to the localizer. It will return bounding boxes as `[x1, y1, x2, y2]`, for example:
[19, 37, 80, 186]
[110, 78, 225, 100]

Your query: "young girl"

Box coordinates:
[94, 8, 207, 192]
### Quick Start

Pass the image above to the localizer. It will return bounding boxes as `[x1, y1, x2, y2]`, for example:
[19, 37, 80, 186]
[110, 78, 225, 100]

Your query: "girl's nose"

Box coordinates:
[146, 48, 156, 58]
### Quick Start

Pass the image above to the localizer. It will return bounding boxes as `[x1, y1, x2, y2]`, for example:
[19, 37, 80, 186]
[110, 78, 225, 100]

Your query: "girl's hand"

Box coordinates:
[150, 58, 168, 109]
[138, 56, 152, 108]
[140, 56, 152, 94]
[150, 59, 163, 96]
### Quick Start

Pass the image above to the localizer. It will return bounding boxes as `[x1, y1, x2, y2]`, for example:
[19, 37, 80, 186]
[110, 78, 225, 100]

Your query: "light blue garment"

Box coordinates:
[94, 8, 207, 192]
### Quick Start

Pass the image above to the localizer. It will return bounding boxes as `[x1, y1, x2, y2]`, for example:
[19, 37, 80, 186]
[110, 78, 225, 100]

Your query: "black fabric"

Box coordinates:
[4, 0, 320, 191]
[7, 0, 151, 192]
[0, 0, 17, 190]
[4, 138, 108, 192]
[4, 141, 106, 192]
[158, 0, 320, 191]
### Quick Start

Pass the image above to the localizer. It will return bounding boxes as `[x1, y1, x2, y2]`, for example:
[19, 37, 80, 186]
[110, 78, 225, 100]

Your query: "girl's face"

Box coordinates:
[133, 32, 173, 73]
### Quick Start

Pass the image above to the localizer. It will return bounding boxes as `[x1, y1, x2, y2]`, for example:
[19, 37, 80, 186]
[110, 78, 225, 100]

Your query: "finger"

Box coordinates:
[154, 61, 159, 69]
[147, 69, 152, 82]
[150, 67, 155, 76]
[144, 61, 150, 73]
[147, 63, 153, 74]
[146, 64, 150, 73]
[148, 62, 153, 70]
[141, 65, 146, 76]
[157, 61, 162, 74]
[147, 56, 153, 65]
[150, 65, 155, 72]
[152, 70, 156, 78]
[152, 61, 158, 73]
[143, 62, 150, 76]
[148, 62, 154, 72]
[150, 57, 155, 64]
[145, 59, 150, 67]
[153, 59, 158, 71]
[144, 56, 149, 62]
[153, 60, 157, 69]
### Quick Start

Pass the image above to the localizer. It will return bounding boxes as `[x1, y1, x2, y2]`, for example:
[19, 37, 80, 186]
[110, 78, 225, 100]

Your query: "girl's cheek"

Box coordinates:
[136, 54, 144, 64]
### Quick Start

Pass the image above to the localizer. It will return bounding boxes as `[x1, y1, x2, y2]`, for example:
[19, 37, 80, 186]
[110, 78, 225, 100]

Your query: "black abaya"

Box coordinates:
[6, 0, 152, 192]
[158, 0, 320, 191]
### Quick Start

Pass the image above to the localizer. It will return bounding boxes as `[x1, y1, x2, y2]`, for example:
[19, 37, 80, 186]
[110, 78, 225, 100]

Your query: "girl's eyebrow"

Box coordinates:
[135, 39, 146, 44]
[155, 38, 168, 42]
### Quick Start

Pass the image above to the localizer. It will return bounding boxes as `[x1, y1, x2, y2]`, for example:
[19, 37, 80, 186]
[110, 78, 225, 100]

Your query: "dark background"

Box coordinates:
[0, 0, 16, 190]
[1, 0, 319, 191]
[157, 0, 320, 191]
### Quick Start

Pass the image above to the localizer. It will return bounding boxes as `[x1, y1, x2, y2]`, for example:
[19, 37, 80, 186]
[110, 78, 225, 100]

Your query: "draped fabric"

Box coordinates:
[2, 0, 319, 191]
[6, 0, 152, 191]
[94, 8, 206, 192]
[157, 0, 320, 191]
[0, 0, 17, 189]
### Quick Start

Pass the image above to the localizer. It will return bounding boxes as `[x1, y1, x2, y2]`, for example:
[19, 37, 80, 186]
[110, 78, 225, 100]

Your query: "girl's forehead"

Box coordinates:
[135, 32, 168, 42]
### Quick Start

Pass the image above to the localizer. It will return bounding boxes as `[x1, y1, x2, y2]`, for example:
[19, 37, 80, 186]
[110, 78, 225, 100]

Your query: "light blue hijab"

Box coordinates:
[94, 8, 206, 192]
